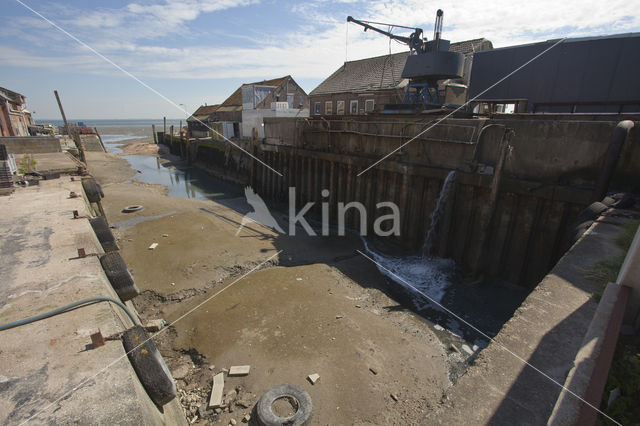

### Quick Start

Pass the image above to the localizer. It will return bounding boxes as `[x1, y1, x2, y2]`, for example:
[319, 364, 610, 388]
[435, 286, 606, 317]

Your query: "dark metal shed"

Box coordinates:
[468, 33, 640, 113]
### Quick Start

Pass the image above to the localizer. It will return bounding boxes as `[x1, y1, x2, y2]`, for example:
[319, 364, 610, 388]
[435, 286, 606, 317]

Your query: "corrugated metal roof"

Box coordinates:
[310, 38, 491, 96]
[468, 32, 640, 111]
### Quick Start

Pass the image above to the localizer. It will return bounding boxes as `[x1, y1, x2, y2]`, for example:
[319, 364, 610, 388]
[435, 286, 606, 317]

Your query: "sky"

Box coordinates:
[2, 0, 639, 120]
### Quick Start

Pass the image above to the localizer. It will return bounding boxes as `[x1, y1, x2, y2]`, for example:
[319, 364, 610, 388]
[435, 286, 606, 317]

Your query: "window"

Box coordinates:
[336, 100, 345, 115]
[350, 100, 358, 114]
[325, 101, 333, 115]
[287, 94, 294, 109]
[365, 99, 375, 112]
[314, 102, 321, 115]
[299, 96, 304, 107]
[242, 85, 273, 109]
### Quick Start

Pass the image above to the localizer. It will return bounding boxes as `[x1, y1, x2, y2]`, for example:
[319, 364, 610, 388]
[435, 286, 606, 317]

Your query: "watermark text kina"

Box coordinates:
[237, 186, 401, 237]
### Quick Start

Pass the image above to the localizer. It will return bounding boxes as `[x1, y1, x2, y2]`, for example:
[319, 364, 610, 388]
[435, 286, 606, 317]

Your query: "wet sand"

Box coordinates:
[85, 145, 451, 424]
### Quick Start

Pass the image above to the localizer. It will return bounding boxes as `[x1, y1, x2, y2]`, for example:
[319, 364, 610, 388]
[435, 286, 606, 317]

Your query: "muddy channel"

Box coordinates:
[87, 130, 528, 425]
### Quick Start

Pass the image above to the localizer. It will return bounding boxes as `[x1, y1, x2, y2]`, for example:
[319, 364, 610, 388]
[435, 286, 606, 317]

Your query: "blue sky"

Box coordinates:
[2, 0, 639, 120]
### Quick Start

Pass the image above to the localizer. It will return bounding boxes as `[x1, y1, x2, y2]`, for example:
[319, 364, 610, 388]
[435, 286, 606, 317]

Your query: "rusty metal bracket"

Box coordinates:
[90, 330, 105, 348]
[69, 248, 100, 260]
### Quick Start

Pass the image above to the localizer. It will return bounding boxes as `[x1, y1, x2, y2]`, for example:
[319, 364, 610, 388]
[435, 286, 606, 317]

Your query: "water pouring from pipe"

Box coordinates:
[423, 170, 457, 257]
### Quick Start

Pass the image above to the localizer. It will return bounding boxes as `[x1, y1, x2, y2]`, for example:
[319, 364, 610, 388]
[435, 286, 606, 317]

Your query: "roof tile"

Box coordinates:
[311, 38, 491, 96]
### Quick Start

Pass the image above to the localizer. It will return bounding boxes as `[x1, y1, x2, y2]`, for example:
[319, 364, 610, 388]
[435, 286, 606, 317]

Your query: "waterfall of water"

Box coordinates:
[423, 170, 457, 257]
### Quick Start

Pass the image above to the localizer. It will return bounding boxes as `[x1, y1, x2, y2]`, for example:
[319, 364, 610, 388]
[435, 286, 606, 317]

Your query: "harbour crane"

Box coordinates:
[347, 10, 464, 107]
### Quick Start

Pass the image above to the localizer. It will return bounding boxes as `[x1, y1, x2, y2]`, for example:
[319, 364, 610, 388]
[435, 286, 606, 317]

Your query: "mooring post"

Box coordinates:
[163, 117, 167, 144]
[152, 124, 157, 144]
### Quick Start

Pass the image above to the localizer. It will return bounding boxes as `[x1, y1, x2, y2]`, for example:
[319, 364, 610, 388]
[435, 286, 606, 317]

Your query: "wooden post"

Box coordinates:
[94, 127, 107, 152]
[54, 90, 69, 134]
[152, 124, 157, 144]
[179, 120, 182, 139]
[170, 125, 174, 143]
[55, 90, 86, 162]
[163, 117, 167, 144]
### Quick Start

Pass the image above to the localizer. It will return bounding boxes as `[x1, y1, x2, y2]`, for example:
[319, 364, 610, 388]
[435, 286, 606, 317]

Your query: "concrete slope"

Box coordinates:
[423, 214, 629, 425]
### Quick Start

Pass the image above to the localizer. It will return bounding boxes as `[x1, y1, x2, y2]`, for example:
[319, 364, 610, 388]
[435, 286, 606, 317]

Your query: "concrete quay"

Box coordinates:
[424, 209, 638, 425]
[0, 178, 185, 424]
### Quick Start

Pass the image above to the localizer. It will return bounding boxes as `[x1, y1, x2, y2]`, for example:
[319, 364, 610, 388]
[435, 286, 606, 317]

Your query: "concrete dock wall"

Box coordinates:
[423, 209, 634, 425]
[0, 180, 186, 425]
[0, 136, 62, 154]
[165, 115, 639, 287]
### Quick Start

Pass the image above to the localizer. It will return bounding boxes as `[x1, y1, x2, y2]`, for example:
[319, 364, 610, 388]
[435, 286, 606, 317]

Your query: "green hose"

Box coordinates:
[0, 296, 140, 331]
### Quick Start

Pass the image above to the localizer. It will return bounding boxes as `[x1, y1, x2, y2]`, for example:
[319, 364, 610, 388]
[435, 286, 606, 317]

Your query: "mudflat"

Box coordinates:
[85, 143, 450, 424]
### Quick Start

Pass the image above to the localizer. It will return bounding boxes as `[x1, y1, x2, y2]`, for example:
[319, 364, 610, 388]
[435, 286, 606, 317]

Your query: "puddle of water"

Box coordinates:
[100, 133, 243, 202]
[101, 134, 140, 154]
[123, 155, 243, 201]
[361, 236, 528, 355]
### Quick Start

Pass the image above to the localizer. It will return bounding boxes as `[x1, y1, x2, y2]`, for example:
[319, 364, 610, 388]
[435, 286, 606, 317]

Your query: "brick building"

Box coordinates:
[0, 87, 32, 137]
[189, 76, 309, 140]
[309, 38, 492, 116]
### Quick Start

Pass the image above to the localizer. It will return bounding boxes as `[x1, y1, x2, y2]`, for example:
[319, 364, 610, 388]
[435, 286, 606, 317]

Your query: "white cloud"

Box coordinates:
[5, 0, 640, 84]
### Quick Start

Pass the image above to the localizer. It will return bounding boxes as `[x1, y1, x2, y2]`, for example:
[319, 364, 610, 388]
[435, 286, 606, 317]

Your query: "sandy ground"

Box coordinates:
[85, 146, 450, 425]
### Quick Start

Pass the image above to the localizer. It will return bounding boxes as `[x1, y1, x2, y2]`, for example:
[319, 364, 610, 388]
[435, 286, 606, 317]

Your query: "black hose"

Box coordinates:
[0, 296, 140, 331]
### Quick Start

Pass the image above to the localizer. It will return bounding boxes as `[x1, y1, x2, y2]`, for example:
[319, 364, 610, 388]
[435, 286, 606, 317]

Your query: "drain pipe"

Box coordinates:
[590, 120, 635, 203]
[470, 123, 504, 167]
[472, 126, 515, 280]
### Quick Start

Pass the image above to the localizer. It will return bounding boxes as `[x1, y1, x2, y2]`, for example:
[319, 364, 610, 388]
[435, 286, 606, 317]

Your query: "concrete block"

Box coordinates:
[144, 319, 165, 332]
[307, 373, 320, 385]
[209, 373, 225, 408]
[228, 365, 250, 376]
